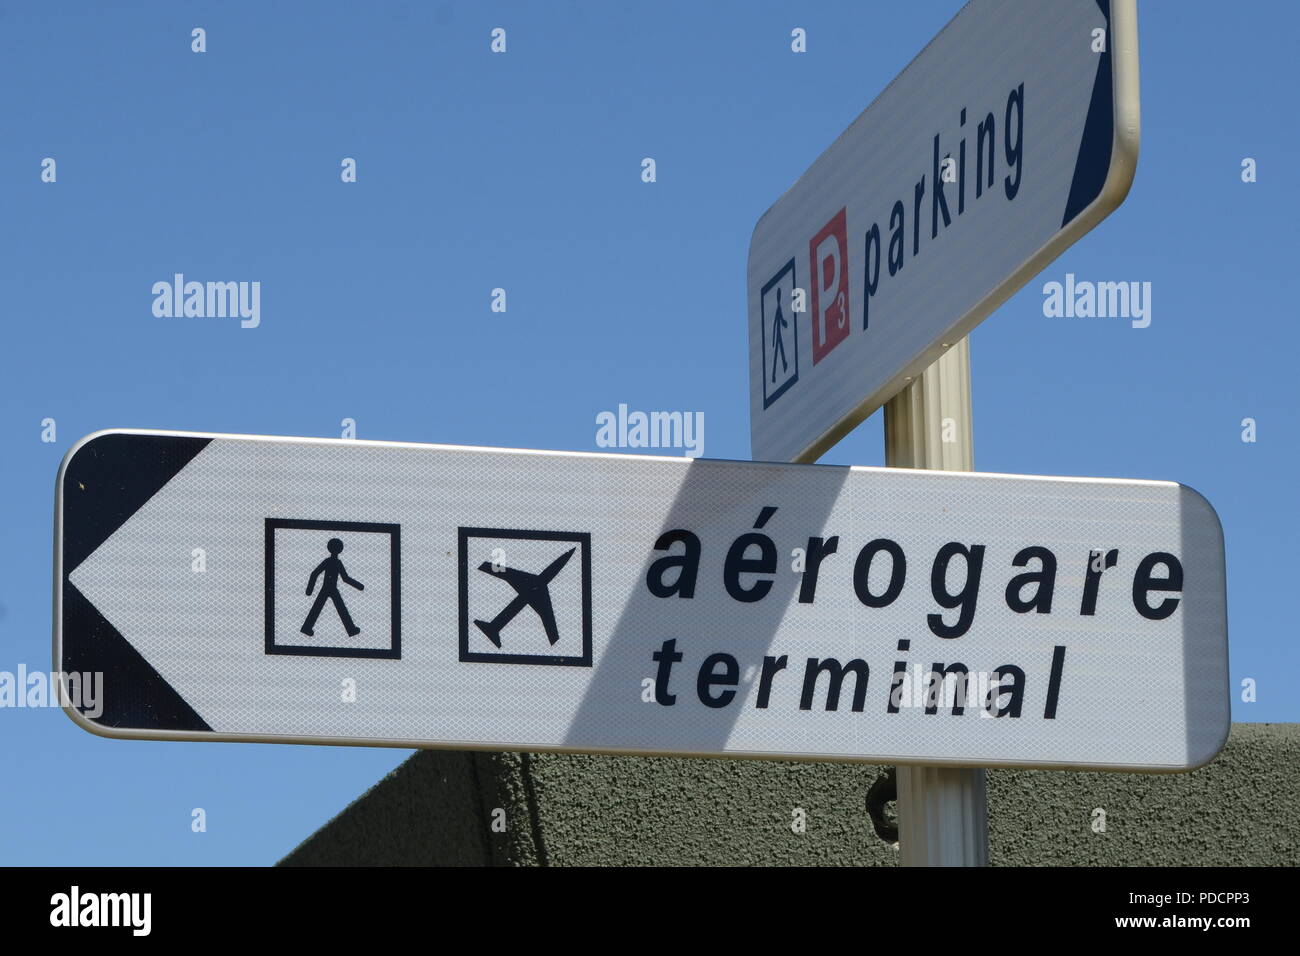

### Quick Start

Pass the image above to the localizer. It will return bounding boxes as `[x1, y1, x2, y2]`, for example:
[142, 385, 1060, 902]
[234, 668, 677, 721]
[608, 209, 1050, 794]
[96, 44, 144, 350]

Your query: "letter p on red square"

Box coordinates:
[809, 207, 850, 364]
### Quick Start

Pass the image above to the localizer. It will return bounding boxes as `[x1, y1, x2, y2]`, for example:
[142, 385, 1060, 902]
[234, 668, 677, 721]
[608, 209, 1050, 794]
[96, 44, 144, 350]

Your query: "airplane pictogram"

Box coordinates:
[473, 547, 576, 648]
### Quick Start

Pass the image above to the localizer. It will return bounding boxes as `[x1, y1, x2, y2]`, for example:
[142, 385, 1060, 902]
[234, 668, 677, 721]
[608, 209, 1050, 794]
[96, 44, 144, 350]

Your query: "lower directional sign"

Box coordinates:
[56, 430, 1229, 771]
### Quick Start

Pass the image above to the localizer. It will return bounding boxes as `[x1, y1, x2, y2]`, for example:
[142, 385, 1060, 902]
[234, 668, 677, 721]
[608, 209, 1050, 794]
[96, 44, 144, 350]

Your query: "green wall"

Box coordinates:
[280, 723, 1298, 866]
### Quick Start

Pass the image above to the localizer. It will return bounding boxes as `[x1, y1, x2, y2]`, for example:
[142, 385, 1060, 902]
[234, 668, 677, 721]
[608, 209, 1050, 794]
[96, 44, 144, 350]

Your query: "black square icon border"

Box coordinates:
[264, 518, 402, 659]
[761, 257, 799, 409]
[458, 527, 593, 667]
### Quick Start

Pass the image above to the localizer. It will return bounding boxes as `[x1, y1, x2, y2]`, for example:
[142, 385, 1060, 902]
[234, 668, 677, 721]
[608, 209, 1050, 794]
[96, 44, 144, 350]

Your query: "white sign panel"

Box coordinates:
[56, 430, 1228, 771]
[748, 0, 1140, 463]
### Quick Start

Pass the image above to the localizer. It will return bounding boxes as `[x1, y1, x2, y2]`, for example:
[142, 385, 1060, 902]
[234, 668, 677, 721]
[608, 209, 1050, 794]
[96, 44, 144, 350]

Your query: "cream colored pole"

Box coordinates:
[884, 337, 989, 866]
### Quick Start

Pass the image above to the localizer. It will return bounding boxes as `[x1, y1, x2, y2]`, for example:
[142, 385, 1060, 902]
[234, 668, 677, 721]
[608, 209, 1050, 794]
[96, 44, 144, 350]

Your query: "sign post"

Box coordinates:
[884, 337, 988, 866]
[745, 0, 1144, 862]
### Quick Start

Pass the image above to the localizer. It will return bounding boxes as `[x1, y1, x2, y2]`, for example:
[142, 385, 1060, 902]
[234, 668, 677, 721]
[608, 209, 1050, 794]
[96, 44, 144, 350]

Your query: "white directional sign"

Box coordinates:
[56, 430, 1228, 771]
[748, 0, 1140, 463]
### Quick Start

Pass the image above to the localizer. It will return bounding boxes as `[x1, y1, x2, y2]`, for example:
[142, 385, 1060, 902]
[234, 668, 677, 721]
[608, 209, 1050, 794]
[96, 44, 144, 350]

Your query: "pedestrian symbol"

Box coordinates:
[771, 292, 789, 382]
[265, 518, 401, 659]
[761, 258, 799, 408]
[302, 538, 364, 637]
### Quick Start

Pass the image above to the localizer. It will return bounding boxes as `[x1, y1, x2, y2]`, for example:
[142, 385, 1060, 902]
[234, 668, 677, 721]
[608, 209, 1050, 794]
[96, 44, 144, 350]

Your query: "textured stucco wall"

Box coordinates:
[280, 723, 1299, 866]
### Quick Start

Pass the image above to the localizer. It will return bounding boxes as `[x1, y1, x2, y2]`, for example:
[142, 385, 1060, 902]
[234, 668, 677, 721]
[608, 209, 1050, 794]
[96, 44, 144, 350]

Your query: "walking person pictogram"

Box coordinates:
[302, 538, 364, 637]
[771, 288, 789, 381]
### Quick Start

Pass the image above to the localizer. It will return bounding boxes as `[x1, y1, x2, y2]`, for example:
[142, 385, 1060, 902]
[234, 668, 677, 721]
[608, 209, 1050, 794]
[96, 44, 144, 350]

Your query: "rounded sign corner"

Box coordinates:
[57, 429, 128, 497]
[1176, 482, 1226, 544]
[1104, 0, 1142, 212]
[1184, 717, 1232, 773]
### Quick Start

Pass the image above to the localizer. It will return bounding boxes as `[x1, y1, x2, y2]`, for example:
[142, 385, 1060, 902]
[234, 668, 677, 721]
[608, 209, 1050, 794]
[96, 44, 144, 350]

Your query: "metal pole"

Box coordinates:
[883, 336, 989, 866]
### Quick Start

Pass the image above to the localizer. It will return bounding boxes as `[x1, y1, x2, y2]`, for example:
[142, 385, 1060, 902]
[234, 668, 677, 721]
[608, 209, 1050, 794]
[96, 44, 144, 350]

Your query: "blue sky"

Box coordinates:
[1, 1, 1295, 865]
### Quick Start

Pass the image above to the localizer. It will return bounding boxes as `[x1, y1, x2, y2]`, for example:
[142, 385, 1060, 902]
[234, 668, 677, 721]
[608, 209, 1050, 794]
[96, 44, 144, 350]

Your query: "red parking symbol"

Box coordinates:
[809, 207, 850, 364]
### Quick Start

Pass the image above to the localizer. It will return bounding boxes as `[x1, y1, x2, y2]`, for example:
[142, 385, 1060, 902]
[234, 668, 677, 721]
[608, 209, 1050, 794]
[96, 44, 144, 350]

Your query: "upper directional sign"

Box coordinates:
[56, 430, 1227, 772]
[748, 0, 1140, 463]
